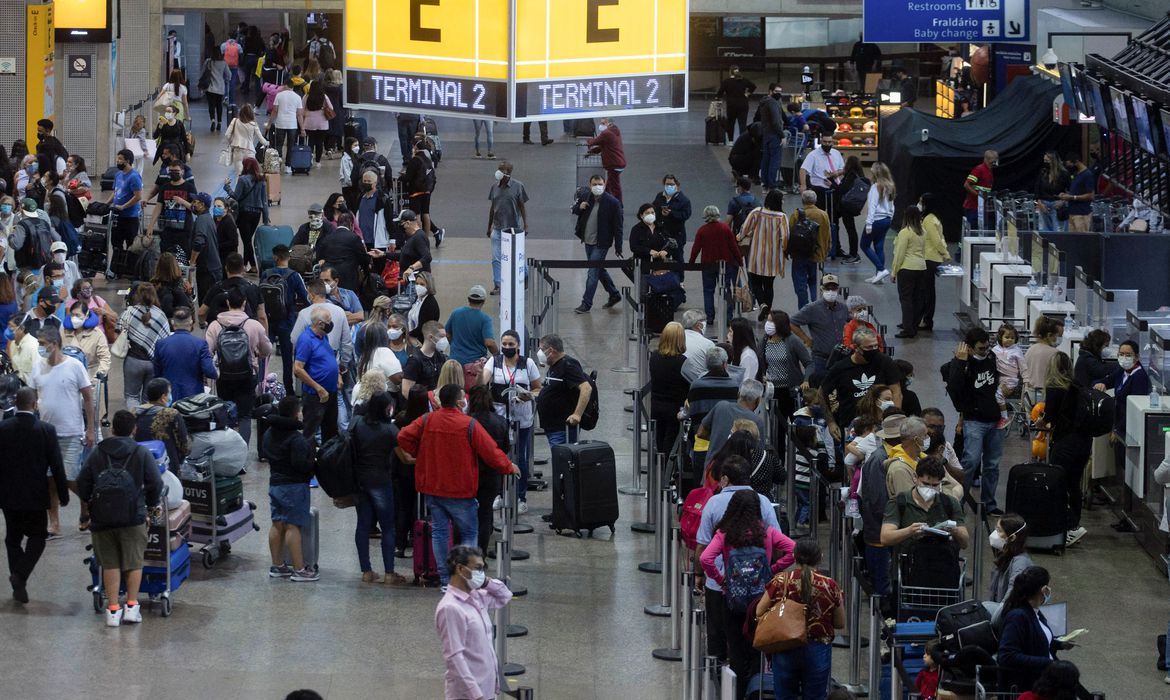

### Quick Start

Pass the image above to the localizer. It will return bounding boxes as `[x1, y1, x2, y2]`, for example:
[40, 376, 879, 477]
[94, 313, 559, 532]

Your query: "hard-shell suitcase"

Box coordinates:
[550, 440, 619, 537]
[412, 494, 452, 585]
[284, 506, 319, 571]
[266, 172, 281, 205]
[183, 474, 244, 517]
[190, 500, 257, 544]
[705, 116, 726, 145]
[253, 224, 295, 274]
[1005, 462, 1068, 553]
[146, 500, 192, 562]
[289, 141, 313, 174]
[645, 291, 675, 334]
[225, 102, 238, 123]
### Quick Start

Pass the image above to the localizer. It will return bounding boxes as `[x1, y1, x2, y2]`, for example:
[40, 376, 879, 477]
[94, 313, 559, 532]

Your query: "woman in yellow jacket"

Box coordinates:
[891, 205, 928, 339]
[919, 193, 951, 331]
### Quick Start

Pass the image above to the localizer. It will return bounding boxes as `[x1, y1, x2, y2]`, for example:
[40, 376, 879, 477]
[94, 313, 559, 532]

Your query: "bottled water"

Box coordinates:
[972, 266, 982, 287]
[1042, 286, 1053, 303]
[1151, 390, 1162, 409]
[1064, 311, 1077, 331]
[1027, 276, 1038, 294]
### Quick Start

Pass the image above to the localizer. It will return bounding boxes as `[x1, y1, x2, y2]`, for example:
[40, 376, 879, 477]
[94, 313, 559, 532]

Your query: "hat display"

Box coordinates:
[862, 121, 877, 132]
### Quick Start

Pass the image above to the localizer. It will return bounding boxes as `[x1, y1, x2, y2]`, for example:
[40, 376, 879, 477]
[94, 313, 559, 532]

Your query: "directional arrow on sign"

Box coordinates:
[1008, 20, 1021, 36]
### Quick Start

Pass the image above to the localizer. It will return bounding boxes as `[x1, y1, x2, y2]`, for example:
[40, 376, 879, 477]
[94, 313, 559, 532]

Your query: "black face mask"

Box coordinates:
[502, 347, 518, 359]
[861, 348, 880, 363]
[361, 182, 374, 192]
[821, 144, 832, 153]
[772, 92, 783, 100]
[320, 321, 334, 334]
[169, 172, 183, 182]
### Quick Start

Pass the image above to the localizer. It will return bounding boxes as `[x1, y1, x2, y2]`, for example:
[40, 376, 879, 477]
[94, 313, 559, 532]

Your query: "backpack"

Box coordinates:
[62, 345, 88, 370]
[317, 40, 336, 68]
[288, 244, 315, 274]
[731, 197, 756, 234]
[65, 191, 87, 228]
[409, 152, 436, 193]
[197, 62, 213, 91]
[53, 216, 81, 257]
[579, 369, 601, 431]
[839, 176, 871, 217]
[89, 451, 141, 529]
[315, 425, 358, 498]
[679, 485, 715, 549]
[259, 271, 290, 321]
[1072, 385, 1115, 437]
[723, 544, 772, 612]
[15, 217, 55, 269]
[223, 40, 240, 67]
[215, 322, 253, 382]
[350, 152, 383, 190]
[787, 210, 820, 260]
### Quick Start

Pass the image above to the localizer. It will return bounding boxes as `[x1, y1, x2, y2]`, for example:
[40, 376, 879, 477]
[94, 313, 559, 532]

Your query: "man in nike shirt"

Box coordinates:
[944, 327, 1005, 514]
[820, 327, 902, 443]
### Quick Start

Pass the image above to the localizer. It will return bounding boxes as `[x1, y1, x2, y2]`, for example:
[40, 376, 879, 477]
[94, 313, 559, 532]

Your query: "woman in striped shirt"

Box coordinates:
[737, 188, 789, 322]
[117, 283, 172, 410]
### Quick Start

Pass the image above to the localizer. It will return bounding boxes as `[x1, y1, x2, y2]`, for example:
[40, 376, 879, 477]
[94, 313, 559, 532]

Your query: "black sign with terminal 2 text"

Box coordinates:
[345, 69, 508, 119]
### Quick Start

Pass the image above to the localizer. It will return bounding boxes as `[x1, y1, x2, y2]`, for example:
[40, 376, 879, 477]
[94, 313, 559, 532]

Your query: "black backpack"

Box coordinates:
[579, 370, 601, 431]
[317, 41, 336, 68]
[89, 451, 140, 529]
[64, 190, 87, 228]
[839, 177, 871, 217]
[215, 323, 253, 382]
[315, 425, 357, 498]
[731, 199, 756, 234]
[787, 210, 820, 260]
[1073, 385, 1115, 437]
[259, 271, 289, 322]
[350, 152, 383, 190]
[409, 152, 436, 193]
[15, 217, 54, 269]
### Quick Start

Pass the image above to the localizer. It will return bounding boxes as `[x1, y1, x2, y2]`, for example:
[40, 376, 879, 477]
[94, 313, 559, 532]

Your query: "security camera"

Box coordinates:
[921, 129, 930, 142]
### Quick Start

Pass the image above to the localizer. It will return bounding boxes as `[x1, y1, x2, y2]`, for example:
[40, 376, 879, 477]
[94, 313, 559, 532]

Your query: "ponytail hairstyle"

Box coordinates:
[793, 538, 822, 603]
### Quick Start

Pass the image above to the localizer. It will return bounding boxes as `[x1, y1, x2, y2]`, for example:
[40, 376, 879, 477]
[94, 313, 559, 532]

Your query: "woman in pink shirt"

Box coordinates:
[700, 489, 796, 698]
[435, 545, 513, 700]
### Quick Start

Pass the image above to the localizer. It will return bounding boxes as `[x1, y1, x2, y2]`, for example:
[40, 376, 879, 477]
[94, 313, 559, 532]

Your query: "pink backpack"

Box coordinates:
[680, 485, 715, 549]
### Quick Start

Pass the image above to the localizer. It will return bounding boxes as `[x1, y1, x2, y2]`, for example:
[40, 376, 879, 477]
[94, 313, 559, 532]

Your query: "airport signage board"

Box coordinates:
[863, 0, 1030, 43]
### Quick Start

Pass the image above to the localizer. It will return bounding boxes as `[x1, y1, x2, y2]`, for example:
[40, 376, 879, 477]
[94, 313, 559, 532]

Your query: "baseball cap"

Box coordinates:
[50, 241, 67, 254]
[821, 273, 840, 288]
[394, 208, 417, 223]
[21, 198, 37, 212]
[308, 202, 324, 214]
[193, 192, 213, 209]
[36, 286, 58, 303]
[361, 136, 377, 148]
[468, 285, 487, 302]
[876, 414, 905, 440]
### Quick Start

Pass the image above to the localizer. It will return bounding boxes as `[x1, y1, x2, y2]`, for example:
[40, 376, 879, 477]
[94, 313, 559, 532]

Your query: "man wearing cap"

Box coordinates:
[572, 173, 623, 315]
[22, 287, 64, 336]
[314, 211, 380, 294]
[486, 161, 529, 296]
[189, 192, 224, 304]
[820, 326, 902, 443]
[50, 241, 81, 291]
[790, 274, 851, 374]
[446, 286, 498, 388]
[858, 412, 904, 598]
[28, 261, 68, 317]
[390, 209, 432, 275]
[292, 202, 336, 249]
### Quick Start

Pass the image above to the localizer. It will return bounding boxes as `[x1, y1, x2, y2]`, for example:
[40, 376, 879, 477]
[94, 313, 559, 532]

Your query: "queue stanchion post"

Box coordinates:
[681, 573, 694, 700]
[829, 477, 849, 649]
[688, 608, 706, 700]
[867, 593, 882, 696]
[620, 388, 647, 496]
[971, 500, 985, 601]
[612, 285, 636, 373]
[640, 448, 669, 576]
[632, 416, 659, 534]
[785, 425, 797, 534]
[494, 539, 526, 677]
[715, 261, 729, 344]
[843, 555, 870, 697]
[807, 456, 820, 540]
[501, 473, 527, 599]
[652, 526, 685, 658]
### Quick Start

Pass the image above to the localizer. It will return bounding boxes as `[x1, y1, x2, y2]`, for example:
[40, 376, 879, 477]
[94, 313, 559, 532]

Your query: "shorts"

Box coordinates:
[409, 192, 431, 216]
[269, 483, 311, 528]
[54, 435, 84, 481]
[91, 523, 148, 571]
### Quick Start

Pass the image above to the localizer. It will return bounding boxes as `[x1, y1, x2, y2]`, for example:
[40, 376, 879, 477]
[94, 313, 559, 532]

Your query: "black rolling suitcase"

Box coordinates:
[550, 440, 619, 537]
[645, 292, 674, 334]
[1005, 462, 1067, 553]
[705, 117, 725, 145]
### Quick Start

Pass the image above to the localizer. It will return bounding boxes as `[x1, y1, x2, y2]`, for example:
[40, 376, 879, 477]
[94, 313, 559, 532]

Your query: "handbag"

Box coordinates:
[734, 268, 754, 313]
[752, 571, 808, 654]
[129, 230, 155, 255]
[218, 148, 232, 168]
[323, 97, 337, 121]
[110, 328, 131, 359]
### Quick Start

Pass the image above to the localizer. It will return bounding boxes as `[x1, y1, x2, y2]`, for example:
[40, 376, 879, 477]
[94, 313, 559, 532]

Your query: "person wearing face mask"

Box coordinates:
[918, 192, 950, 330]
[716, 65, 757, 142]
[211, 197, 240, 264]
[338, 136, 362, 211]
[263, 245, 310, 389]
[151, 107, 189, 166]
[293, 307, 343, 444]
[882, 417, 963, 503]
[34, 119, 68, 178]
[228, 158, 270, 273]
[1034, 151, 1070, 232]
[800, 136, 845, 217]
[151, 306, 218, 402]
[153, 162, 198, 251]
[688, 204, 742, 325]
[880, 455, 967, 555]
[842, 295, 885, 353]
[404, 270, 440, 342]
[791, 274, 850, 374]
[223, 103, 269, 174]
[434, 545, 515, 698]
[262, 396, 319, 582]
[350, 390, 409, 586]
[856, 383, 896, 427]
[572, 174, 624, 314]
[889, 204, 929, 337]
[354, 170, 388, 249]
[535, 334, 592, 449]
[482, 330, 543, 510]
[314, 211, 383, 299]
[290, 279, 352, 385]
[6, 317, 39, 384]
[62, 300, 110, 391]
[1022, 316, 1064, 399]
[628, 202, 670, 273]
[205, 286, 273, 449]
[756, 83, 787, 189]
[1109, 339, 1149, 449]
[962, 149, 997, 230]
[486, 161, 529, 295]
[318, 265, 365, 326]
[584, 117, 626, 201]
[105, 150, 143, 251]
[820, 326, 903, 442]
[0, 196, 17, 272]
[404, 137, 441, 244]
[679, 309, 716, 383]
[187, 192, 224, 303]
[651, 174, 692, 262]
[738, 188, 789, 321]
[133, 377, 190, 479]
[946, 327, 1006, 515]
[997, 566, 1071, 690]
[988, 513, 1032, 603]
[789, 190, 831, 309]
[48, 242, 80, 292]
[1059, 153, 1095, 233]
[21, 286, 64, 336]
[387, 209, 432, 281]
[401, 320, 448, 398]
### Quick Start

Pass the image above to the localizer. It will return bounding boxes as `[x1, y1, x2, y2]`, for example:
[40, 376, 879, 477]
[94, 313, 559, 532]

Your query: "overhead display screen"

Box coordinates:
[55, 0, 112, 42]
[344, 0, 689, 121]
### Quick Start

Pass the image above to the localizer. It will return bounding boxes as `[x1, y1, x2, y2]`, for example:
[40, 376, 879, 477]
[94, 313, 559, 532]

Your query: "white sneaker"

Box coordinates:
[518, 501, 529, 514]
[283, 166, 292, 175]
[1065, 527, 1087, 546]
[105, 607, 124, 627]
[1163, 674, 1170, 685]
[872, 269, 891, 284]
[492, 495, 504, 511]
[122, 603, 142, 624]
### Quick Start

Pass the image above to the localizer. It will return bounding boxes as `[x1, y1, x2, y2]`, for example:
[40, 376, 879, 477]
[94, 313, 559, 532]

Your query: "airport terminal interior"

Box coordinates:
[2, 1, 1170, 699]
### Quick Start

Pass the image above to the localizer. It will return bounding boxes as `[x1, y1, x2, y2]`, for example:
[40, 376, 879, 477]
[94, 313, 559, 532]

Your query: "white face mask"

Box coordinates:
[415, 284, 428, 298]
[351, 146, 360, 155]
[822, 290, 838, 303]
[642, 213, 656, 225]
[1119, 355, 1136, 370]
[697, 321, 707, 334]
[764, 321, 777, 336]
[597, 123, 608, 132]
[971, 352, 988, 361]
[164, 111, 176, 122]
[590, 185, 605, 197]
[494, 169, 505, 182]
[989, 530, 1007, 550]
[309, 215, 323, 229]
[464, 568, 486, 589]
[916, 485, 939, 501]
[879, 399, 895, 411]
[921, 436, 931, 451]
[434, 336, 450, 353]
[324, 282, 336, 294]
[53, 252, 66, 264]
[537, 349, 548, 366]
[388, 327, 404, 341]
[853, 310, 869, 322]
[71, 315, 86, 327]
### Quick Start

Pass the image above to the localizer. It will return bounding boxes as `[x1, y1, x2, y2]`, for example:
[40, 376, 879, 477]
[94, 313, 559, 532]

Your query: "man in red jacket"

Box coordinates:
[398, 383, 519, 588]
[586, 117, 627, 203]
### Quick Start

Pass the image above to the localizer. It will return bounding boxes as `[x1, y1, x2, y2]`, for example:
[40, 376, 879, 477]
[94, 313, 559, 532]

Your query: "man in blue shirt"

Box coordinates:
[294, 307, 340, 443]
[696, 456, 781, 663]
[108, 149, 142, 251]
[1060, 153, 1096, 233]
[319, 265, 363, 325]
[152, 307, 218, 401]
[446, 286, 498, 378]
[266, 245, 310, 392]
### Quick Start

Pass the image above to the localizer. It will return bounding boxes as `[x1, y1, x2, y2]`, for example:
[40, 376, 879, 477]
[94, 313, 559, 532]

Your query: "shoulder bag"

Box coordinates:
[752, 571, 808, 654]
[734, 268, 754, 313]
[110, 325, 131, 359]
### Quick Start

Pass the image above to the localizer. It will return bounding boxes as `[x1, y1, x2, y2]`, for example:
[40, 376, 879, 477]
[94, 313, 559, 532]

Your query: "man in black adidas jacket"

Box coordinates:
[944, 327, 1004, 514]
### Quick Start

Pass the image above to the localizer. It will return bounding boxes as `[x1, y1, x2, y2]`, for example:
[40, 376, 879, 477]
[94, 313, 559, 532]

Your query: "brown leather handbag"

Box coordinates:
[752, 571, 808, 654]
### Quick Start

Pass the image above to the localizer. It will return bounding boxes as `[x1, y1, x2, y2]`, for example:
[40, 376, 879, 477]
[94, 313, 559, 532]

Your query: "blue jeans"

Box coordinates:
[546, 426, 579, 448]
[582, 244, 619, 309]
[1037, 200, 1066, 232]
[860, 216, 892, 273]
[516, 425, 532, 501]
[701, 266, 735, 323]
[772, 641, 833, 700]
[355, 482, 397, 574]
[961, 419, 1007, 510]
[761, 135, 783, 188]
[473, 120, 494, 152]
[426, 495, 479, 586]
[790, 259, 818, 310]
[491, 228, 502, 288]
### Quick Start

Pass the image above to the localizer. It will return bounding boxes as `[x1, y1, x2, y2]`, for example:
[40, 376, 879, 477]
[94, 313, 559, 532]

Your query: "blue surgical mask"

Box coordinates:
[51, 279, 63, 291]
[664, 184, 678, 196]
[0, 204, 11, 215]
[37, 346, 48, 358]
[212, 206, 225, 217]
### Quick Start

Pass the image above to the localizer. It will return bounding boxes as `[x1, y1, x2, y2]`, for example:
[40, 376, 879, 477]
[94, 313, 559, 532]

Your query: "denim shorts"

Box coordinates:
[269, 483, 311, 529]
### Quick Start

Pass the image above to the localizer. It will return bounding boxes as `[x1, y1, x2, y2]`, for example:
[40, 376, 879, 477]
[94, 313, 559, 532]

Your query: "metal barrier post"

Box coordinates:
[653, 527, 685, 656]
[621, 389, 647, 496]
[494, 539, 525, 677]
[681, 578, 694, 700]
[501, 474, 528, 601]
[971, 500, 985, 601]
[844, 556, 870, 696]
[867, 594, 882, 694]
[828, 480, 841, 582]
[808, 463, 820, 540]
[612, 285, 637, 373]
[785, 425, 797, 533]
[640, 462, 669, 576]
[688, 608, 706, 700]
[715, 261, 729, 343]
[632, 418, 659, 534]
